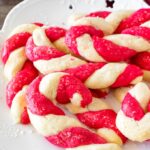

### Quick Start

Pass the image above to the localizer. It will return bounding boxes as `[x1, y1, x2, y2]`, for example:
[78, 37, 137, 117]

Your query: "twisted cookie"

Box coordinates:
[1, 24, 41, 124]
[68, 8, 150, 34]
[1, 23, 41, 80]
[66, 98, 127, 145]
[26, 34, 86, 74]
[120, 20, 150, 81]
[27, 72, 120, 150]
[65, 9, 150, 62]
[116, 82, 150, 142]
[68, 10, 133, 35]
[7, 61, 38, 124]
[25, 39, 143, 89]
[26, 72, 121, 149]
[65, 62, 143, 89]
[27, 26, 71, 54]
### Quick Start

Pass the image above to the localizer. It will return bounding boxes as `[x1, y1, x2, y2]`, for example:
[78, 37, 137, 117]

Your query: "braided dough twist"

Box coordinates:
[68, 9, 150, 34]
[65, 9, 150, 62]
[26, 72, 121, 150]
[2, 24, 41, 124]
[7, 61, 38, 124]
[65, 62, 143, 89]
[2, 23, 42, 80]
[65, 98, 127, 145]
[25, 39, 143, 89]
[25, 31, 86, 74]
[121, 21, 150, 81]
[116, 82, 150, 142]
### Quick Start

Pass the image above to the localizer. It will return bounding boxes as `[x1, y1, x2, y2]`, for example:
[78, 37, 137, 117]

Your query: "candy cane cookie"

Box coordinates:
[65, 97, 127, 145]
[67, 10, 133, 35]
[28, 26, 72, 54]
[116, 82, 150, 142]
[121, 20, 150, 81]
[68, 8, 150, 34]
[65, 26, 148, 62]
[65, 9, 150, 62]
[26, 72, 121, 150]
[26, 35, 86, 74]
[1, 23, 42, 80]
[64, 62, 143, 89]
[25, 40, 143, 88]
[7, 61, 38, 124]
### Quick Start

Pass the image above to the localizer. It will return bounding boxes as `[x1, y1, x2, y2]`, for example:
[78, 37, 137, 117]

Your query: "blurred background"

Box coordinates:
[0, 0, 22, 28]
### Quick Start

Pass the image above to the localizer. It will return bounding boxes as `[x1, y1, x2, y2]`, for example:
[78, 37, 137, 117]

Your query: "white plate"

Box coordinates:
[0, 0, 150, 150]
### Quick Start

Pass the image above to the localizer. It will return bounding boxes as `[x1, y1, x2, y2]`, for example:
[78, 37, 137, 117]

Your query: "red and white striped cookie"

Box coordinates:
[26, 72, 121, 150]
[67, 10, 133, 35]
[116, 82, 150, 142]
[1, 23, 42, 80]
[7, 61, 38, 124]
[65, 97, 127, 145]
[26, 36, 86, 74]
[65, 9, 150, 62]
[27, 26, 71, 54]
[121, 20, 150, 81]
[116, 8, 150, 33]
[68, 9, 150, 34]
[132, 52, 150, 81]
[64, 62, 143, 89]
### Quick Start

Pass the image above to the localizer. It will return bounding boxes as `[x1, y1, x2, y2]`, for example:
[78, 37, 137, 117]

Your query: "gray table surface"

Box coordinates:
[0, 0, 22, 28]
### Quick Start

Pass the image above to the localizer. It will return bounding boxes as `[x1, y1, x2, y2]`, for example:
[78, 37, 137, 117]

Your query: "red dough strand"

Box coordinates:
[26, 37, 65, 61]
[1, 32, 31, 64]
[65, 25, 104, 55]
[56, 75, 92, 107]
[47, 127, 107, 148]
[93, 36, 136, 62]
[87, 11, 111, 18]
[122, 93, 145, 121]
[116, 8, 150, 33]
[45, 27, 66, 42]
[77, 109, 127, 143]
[6, 61, 38, 124]
[111, 64, 143, 88]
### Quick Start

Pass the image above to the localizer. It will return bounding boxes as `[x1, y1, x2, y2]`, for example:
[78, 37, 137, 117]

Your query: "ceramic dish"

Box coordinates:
[0, 0, 150, 149]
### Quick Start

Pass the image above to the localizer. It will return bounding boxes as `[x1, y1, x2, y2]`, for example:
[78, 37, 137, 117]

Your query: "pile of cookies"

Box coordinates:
[1, 8, 150, 150]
